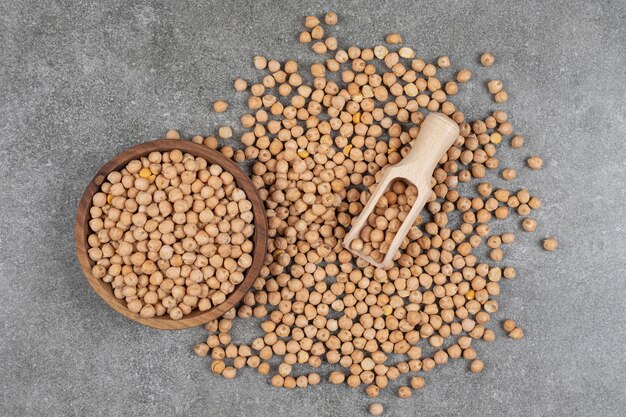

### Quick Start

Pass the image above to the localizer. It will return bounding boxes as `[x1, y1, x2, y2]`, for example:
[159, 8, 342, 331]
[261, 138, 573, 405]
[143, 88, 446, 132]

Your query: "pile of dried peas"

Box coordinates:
[169, 12, 558, 414]
[87, 151, 255, 320]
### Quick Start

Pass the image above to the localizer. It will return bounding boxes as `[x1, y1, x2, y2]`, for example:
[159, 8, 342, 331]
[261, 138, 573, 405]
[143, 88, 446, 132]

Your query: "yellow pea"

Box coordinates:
[490, 132, 502, 144]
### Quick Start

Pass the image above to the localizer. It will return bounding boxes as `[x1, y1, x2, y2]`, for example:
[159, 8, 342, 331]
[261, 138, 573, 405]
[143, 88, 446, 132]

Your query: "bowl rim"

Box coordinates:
[74, 139, 268, 330]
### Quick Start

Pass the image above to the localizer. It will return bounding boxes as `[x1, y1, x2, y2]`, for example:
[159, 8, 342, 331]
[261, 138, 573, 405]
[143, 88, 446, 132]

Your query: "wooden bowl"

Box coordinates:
[75, 140, 268, 330]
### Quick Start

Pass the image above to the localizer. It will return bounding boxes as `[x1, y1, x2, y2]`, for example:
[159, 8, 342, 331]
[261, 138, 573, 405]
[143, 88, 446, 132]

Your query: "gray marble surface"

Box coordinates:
[1, 0, 625, 416]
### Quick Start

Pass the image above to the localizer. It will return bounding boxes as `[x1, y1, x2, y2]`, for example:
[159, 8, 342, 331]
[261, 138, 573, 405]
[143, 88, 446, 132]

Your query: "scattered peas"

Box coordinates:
[508, 327, 524, 340]
[213, 99, 229, 113]
[495, 90, 509, 103]
[527, 156, 544, 170]
[480, 52, 495, 67]
[543, 238, 559, 251]
[398, 386, 412, 398]
[385, 33, 403, 44]
[487, 80, 503, 94]
[218, 126, 233, 139]
[324, 11, 338, 25]
[369, 403, 384, 416]
[457, 68, 472, 83]
[176, 12, 554, 410]
[470, 359, 485, 373]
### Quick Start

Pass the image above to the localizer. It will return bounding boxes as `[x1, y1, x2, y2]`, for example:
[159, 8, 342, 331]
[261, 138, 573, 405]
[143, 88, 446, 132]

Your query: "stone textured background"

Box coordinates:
[1, 0, 625, 416]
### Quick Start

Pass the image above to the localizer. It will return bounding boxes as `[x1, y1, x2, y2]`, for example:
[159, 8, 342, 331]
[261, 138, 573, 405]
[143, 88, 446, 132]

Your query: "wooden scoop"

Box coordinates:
[343, 112, 460, 269]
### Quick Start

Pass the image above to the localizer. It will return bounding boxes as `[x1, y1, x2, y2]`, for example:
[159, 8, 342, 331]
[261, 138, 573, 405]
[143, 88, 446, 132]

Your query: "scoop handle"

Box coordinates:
[342, 112, 459, 270]
[398, 113, 459, 183]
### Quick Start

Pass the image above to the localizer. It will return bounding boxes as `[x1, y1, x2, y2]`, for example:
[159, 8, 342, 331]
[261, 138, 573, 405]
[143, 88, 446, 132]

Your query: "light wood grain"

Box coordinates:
[75, 140, 268, 330]
[343, 113, 459, 269]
